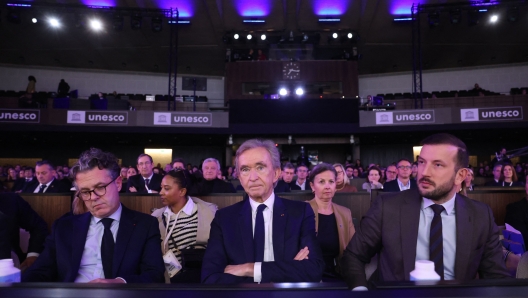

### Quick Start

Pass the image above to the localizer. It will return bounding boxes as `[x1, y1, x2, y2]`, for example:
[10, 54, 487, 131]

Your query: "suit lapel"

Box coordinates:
[113, 205, 135, 277]
[238, 199, 255, 262]
[272, 197, 287, 262]
[70, 213, 91, 281]
[400, 190, 421, 278]
[454, 194, 471, 279]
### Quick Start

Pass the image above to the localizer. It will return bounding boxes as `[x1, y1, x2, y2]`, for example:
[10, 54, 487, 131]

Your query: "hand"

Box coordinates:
[20, 256, 37, 272]
[150, 190, 158, 193]
[224, 263, 254, 277]
[293, 246, 309, 260]
[88, 278, 126, 283]
[129, 186, 137, 192]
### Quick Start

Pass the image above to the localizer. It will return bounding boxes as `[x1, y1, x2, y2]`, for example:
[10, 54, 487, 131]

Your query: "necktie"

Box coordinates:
[429, 204, 445, 280]
[101, 218, 115, 279]
[144, 179, 150, 189]
[254, 204, 267, 262]
[38, 185, 46, 193]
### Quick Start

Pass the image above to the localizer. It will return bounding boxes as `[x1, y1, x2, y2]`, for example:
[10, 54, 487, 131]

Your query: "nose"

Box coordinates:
[248, 169, 258, 180]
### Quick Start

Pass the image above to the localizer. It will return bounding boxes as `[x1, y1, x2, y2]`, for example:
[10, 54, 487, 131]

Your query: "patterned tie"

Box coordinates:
[38, 185, 46, 193]
[144, 179, 150, 190]
[101, 218, 115, 279]
[429, 204, 445, 280]
[254, 204, 267, 262]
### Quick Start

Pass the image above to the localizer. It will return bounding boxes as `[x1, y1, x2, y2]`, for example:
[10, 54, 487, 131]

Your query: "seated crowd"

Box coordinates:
[1, 134, 527, 289]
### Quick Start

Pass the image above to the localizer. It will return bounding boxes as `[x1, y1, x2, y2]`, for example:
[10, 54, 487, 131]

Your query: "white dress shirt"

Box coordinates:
[296, 180, 306, 190]
[143, 173, 154, 193]
[33, 179, 54, 193]
[397, 178, 411, 191]
[75, 204, 122, 282]
[416, 194, 457, 280]
[249, 193, 275, 283]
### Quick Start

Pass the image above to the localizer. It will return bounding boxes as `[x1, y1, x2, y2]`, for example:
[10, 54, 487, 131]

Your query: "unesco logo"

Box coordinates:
[0, 109, 40, 123]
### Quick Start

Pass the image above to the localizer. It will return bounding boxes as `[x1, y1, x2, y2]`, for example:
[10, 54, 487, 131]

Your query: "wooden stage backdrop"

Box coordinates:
[19, 188, 526, 232]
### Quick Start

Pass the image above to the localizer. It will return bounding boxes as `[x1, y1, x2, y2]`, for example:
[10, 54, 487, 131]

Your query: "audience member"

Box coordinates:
[411, 162, 418, 180]
[341, 133, 510, 289]
[189, 158, 235, 195]
[460, 168, 475, 196]
[26, 76, 37, 94]
[352, 168, 360, 179]
[385, 164, 398, 182]
[7, 168, 17, 181]
[274, 163, 294, 193]
[126, 167, 137, 178]
[12, 167, 35, 193]
[257, 49, 267, 61]
[22, 148, 165, 283]
[172, 158, 186, 170]
[22, 161, 70, 193]
[119, 167, 128, 180]
[383, 159, 417, 192]
[362, 166, 384, 191]
[333, 163, 358, 193]
[345, 165, 354, 180]
[505, 175, 528, 249]
[492, 147, 511, 166]
[57, 79, 70, 97]
[500, 164, 524, 187]
[0, 193, 47, 270]
[127, 154, 162, 193]
[151, 169, 217, 283]
[485, 164, 503, 186]
[201, 139, 324, 283]
[291, 164, 310, 191]
[307, 163, 355, 281]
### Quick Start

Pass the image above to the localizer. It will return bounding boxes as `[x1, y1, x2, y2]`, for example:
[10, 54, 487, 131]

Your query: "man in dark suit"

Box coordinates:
[12, 167, 36, 193]
[0, 193, 47, 270]
[22, 161, 70, 193]
[274, 163, 295, 193]
[23, 148, 165, 283]
[485, 164, 503, 186]
[504, 175, 528, 249]
[341, 133, 510, 289]
[202, 139, 324, 283]
[126, 154, 163, 193]
[290, 164, 310, 191]
[189, 158, 235, 195]
[383, 159, 418, 192]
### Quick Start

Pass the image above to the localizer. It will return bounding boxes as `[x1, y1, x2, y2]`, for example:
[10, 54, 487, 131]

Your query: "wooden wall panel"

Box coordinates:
[20, 194, 72, 232]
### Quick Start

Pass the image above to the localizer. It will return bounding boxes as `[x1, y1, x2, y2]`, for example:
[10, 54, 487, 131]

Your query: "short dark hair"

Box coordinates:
[165, 169, 190, 190]
[345, 165, 354, 171]
[36, 160, 54, 170]
[365, 166, 382, 183]
[71, 148, 121, 182]
[172, 158, 186, 166]
[296, 164, 309, 172]
[309, 163, 337, 182]
[420, 133, 468, 171]
[25, 167, 34, 173]
[396, 159, 411, 167]
[137, 154, 153, 164]
[282, 162, 295, 171]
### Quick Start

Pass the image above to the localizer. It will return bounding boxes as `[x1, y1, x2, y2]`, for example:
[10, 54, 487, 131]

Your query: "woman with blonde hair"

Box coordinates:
[332, 163, 357, 193]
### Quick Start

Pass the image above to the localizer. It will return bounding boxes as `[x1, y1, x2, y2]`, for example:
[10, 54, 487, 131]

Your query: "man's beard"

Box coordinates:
[418, 175, 456, 202]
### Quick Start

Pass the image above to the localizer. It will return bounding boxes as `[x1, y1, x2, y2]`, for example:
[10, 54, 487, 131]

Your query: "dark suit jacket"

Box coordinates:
[289, 179, 310, 191]
[126, 173, 163, 193]
[274, 180, 291, 193]
[22, 204, 165, 283]
[505, 198, 528, 249]
[341, 188, 510, 289]
[12, 177, 34, 192]
[201, 196, 325, 283]
[0, 193, 48, 260]
[383, 179, 418, 192]
[21, 179, 70, 193]
[485, 180, 501, 186]
[189, 178, 235, 196]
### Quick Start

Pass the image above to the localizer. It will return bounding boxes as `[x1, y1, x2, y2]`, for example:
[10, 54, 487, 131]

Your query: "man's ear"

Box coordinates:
[455, 168, 468, 186]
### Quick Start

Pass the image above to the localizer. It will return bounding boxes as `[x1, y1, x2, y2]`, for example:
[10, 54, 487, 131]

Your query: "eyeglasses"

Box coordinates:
[386, 170, 397, 175]
[77, 176, 118, 201]
[397, 166, 412, 170]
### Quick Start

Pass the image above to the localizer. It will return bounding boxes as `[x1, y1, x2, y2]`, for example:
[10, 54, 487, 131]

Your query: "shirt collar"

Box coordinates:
[163, 196, 195, 218]
[42, 178, 54, 187]
[397, 178, 410, 188]
[142, 173, 154, 181]
[249, 192, 275, 212]
[422, 193, 456, 216]
[93, 203, 123, 222]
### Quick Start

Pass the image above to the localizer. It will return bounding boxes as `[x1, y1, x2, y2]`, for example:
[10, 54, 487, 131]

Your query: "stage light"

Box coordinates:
[90, 19, 103, 31]
[31, 18, 37, 23]
[332, 32, 338, 39]
[49, 18, 60, 28]
[247, 34, 252, 40]
[301, 34, 309, 43]
[112, 14, 123, 30]
[260, 34, 266, 40]
[490, 14, 498, 23]
[131, 14, 142, 29]
[234, 33, 240, 40]
[151, 16, 162, 32]
[295, 88, 304, 96]
[279, 88, 288, 96]
[347, 32, 353, 39]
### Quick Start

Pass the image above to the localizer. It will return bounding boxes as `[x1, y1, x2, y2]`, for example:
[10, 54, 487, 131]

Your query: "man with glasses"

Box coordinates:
[383, 159, 417, 192]
[385, 164, 398, 182]
[23, 148, 165, 283]
[127, 153, 162, 193]
[485, 164, 502, 186]
[291, 164, 310, 191]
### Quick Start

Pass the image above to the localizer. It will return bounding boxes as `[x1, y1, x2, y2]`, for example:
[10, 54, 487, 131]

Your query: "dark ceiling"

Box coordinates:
[1, 0, 527, 77]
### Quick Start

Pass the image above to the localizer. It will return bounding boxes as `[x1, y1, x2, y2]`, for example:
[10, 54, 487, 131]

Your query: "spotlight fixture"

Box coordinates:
[301, 33, 309, 43]
[247, 34, 252, 40]
[242, 19, 265, 23]
[295, 88, 304, 96]
[260, 34, 266, 41]
[449, 8, 461, 24]
[489, 14, 498, 23]
[279, 88, 288, 96]
[131, 14, 142, 29]
[112, 14, 123, 30]
[31, 17, 37, 23]
[234, 33, 240, 40]
[89, 19, 103, 31]
[332, 32, 338, 39]
[151, 16, 162, 32]
[347, 32, 353, 39]
[228, 135, 233, 145]
[318, 17, 341, 23]
[48, 17, 60, 28]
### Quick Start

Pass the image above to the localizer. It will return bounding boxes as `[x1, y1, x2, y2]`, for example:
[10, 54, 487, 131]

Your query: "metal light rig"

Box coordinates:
[167, 8, 179, 111]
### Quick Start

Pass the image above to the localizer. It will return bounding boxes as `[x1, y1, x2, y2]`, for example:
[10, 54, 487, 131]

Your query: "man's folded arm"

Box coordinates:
[22, 222, 59, 282]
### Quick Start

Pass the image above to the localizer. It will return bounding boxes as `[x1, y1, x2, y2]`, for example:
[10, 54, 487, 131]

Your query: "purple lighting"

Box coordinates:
[390, 0, 420, 15]
[81, 0, 116, 7]
[313, 0, 347, 16]
[157, 0, 193, 17]
[236, 0, 270, 17]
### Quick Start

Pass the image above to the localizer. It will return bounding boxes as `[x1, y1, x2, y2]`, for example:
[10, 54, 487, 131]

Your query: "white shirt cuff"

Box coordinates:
[253, 262, 262, 283]
[147, 189, 152, 193]
[116, 277, 127, 283]
[352, 286, 368, 291]
[26, 252, 39, 258]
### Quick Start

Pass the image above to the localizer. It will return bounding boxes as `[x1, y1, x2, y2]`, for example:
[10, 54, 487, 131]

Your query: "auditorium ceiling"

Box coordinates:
[0, 0, 527, 76]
